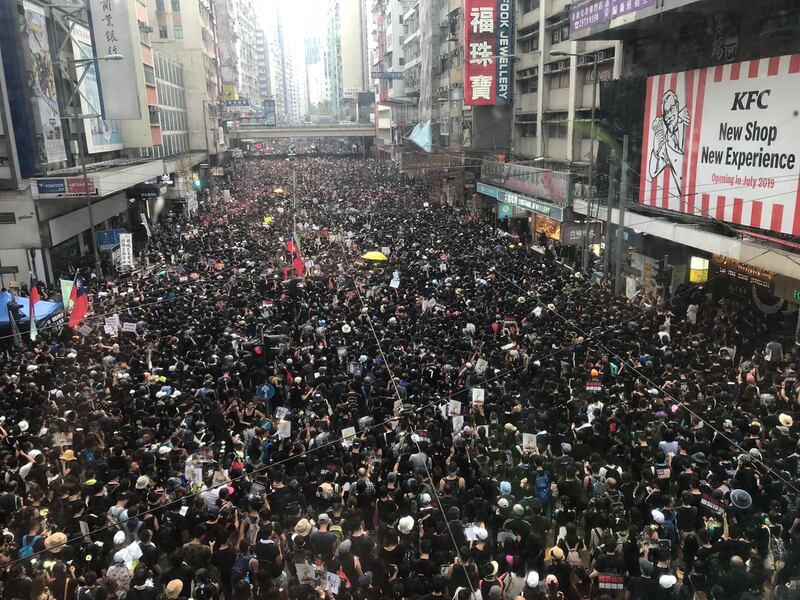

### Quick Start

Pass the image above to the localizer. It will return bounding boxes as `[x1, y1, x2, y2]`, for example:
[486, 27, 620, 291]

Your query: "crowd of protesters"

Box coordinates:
[0, 157, 799, 600]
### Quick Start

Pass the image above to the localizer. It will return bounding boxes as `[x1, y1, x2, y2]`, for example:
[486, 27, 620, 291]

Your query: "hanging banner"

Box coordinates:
[87, 0, 142, 119]
[70, 24, 123, 153]
[639, 54, 800, 235]
[118, 233, 134, 268]
[464, 0, 514, 106]
[22, 2, 67, 164]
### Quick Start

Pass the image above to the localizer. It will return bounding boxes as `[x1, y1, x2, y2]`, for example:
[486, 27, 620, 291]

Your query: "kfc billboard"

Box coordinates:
[639, 55, 800, 235]
[464, 0, 514, 106]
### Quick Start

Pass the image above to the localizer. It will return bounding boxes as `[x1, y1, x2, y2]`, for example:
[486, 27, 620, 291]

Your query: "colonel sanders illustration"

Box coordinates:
[649, 89, 691, 197]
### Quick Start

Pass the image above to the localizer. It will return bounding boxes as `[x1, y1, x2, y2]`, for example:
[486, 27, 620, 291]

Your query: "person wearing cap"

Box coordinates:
[311, 512, 338, 560]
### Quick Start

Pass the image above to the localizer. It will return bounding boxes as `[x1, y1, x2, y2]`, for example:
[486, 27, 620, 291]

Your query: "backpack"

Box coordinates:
[231, 552, 255, 583]
[590, 475, 607, 497]
[18, 533, 41, 558]
[604, 490, 626, 520]
[328, 520, 343, 543]
[660, 510, 678, 551]
[564, 540, 582, 567]
[535, 472, 551, 505]
[655, 461, 671, 481]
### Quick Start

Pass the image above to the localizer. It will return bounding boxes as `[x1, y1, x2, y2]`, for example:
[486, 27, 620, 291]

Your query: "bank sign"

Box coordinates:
[639, 54, 800, 235]
[464, 0, 514, 106]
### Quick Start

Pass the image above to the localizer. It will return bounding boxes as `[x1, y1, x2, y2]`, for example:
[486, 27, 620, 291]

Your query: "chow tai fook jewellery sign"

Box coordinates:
[464, 0, 514, 106]
[639, 54, 800, 236]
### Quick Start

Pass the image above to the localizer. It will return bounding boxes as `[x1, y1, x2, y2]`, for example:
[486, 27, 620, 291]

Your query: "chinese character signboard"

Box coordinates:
[70, 24, 123, 153]
[639, 55, 800, 236]
[464, 0, 515, 106]
[118, 233, 134, 268]
[87, 0, 141, 119]
[570, 0, 655, 35]
[22, 2, 67, 164]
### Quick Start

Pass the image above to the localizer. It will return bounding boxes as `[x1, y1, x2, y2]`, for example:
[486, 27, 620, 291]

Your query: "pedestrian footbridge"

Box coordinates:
[228, 123, 376, 140]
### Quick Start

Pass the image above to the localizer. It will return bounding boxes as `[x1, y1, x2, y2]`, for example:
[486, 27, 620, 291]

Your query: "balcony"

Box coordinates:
[516, 92, 538, 113]
[547, 86, 569, 111]
[520, 7, 541, 29]
[516, 53, 538, 71]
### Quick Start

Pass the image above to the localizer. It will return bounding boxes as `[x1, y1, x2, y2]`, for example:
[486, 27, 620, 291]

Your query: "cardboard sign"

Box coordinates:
[471, 388, 485, 406]
[448, 399, 462, 416]
[275, 407, 289, 421]
[78, 324, 93, 336]
[277, 420, 291, 440]
[341, 427, 357, 447]
[122, 322, 137, 333]
[522, 433, 537, 454]
[475, 358, 488, 374]
[324, 572, 341, 595]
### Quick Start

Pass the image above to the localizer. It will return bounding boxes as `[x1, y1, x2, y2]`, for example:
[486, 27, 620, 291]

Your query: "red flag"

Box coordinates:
[29, 274, 40, 341]
[68, 274, 89, 328]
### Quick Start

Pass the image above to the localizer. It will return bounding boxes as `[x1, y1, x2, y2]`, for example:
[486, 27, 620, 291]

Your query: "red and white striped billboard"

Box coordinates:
[639, 55, 800, 235]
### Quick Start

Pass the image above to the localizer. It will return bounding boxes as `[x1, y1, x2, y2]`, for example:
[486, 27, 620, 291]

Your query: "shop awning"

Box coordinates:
[477, 182, 565, 221]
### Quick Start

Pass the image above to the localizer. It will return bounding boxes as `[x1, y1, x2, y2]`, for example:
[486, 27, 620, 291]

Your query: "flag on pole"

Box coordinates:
[29, 274, 40, 341]
[286, 234, 305, 277]
[60, 279, 75, 314]
[68, 274, 89, 328]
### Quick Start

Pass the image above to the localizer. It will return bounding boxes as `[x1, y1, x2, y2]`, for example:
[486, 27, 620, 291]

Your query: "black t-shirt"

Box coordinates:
[594, 552, 625, 574]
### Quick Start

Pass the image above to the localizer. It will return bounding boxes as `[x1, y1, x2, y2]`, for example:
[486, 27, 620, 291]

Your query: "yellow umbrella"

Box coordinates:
[362, 251, 388, 261]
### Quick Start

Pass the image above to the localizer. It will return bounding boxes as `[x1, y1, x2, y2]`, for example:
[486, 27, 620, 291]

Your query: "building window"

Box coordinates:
[159, 26, 168, 39]
[518, 122, 537, 137]
[549, 72, 570, 89]
[521, 35, 538, 53]
[585, 63, 613, 82]
[520, 78, 538, 94]
[523, 0, 539, 12]
[0, 212, 16, 224]
[171, 0, 180, 10]
[551, 24, 570, 44]
[156, 0, 165, 11]
[546, 123, 567, 138]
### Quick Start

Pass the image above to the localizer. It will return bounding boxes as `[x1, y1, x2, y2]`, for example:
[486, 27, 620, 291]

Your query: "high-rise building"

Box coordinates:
[304, 36, 329, 110]
[255, 30, 272, 104]
[215, 0, 259, 101]
[328, 0, 369, 120]
[370, 0, 410, 161]
[262, 1, 306, 124]
[148, 0, 223, 155]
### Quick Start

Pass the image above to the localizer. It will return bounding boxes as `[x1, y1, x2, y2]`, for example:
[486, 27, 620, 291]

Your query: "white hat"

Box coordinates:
[398, 516, 415, 534]
[419, 493, 431, 505]
[113, 531, 126, 545]
[659, 574, 677, 588]
[651, 509, 665, 524]
[342, 324, 352, 334]
[474, 527, 488, 541]
[526, 571, 540, 588]
[294, 377, 302, 384]
[18, 420, 29, 432]
[498, 498, 509, 509]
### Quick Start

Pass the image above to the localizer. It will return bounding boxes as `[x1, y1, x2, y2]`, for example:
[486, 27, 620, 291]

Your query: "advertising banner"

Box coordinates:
[118, 233, 134, 268]
[88, 0, 141, 120]
[71, 25, 123, 153]
[464, 0, 514, 106]
[639, 55, 800, 235]
[481, 160, 571, 203]
[22, 2, 67, 164]
[570, 0, 655, 35]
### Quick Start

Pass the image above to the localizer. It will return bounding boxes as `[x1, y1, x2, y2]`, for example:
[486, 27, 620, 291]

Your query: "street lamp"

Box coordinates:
[550, 50, 600, 273]
[58, 53, 124, 279]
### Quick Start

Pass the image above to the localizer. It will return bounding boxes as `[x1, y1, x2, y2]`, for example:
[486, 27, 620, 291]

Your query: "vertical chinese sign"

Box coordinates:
[87, 0, 141, 120]
[464, 0, 515, 106]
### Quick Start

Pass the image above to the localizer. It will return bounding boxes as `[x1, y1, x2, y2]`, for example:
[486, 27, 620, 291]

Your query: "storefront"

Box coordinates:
[476, 181, 566, 240]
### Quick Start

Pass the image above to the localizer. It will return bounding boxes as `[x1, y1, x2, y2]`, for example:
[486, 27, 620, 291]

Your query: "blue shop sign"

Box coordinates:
[477, 182, 564, 221]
